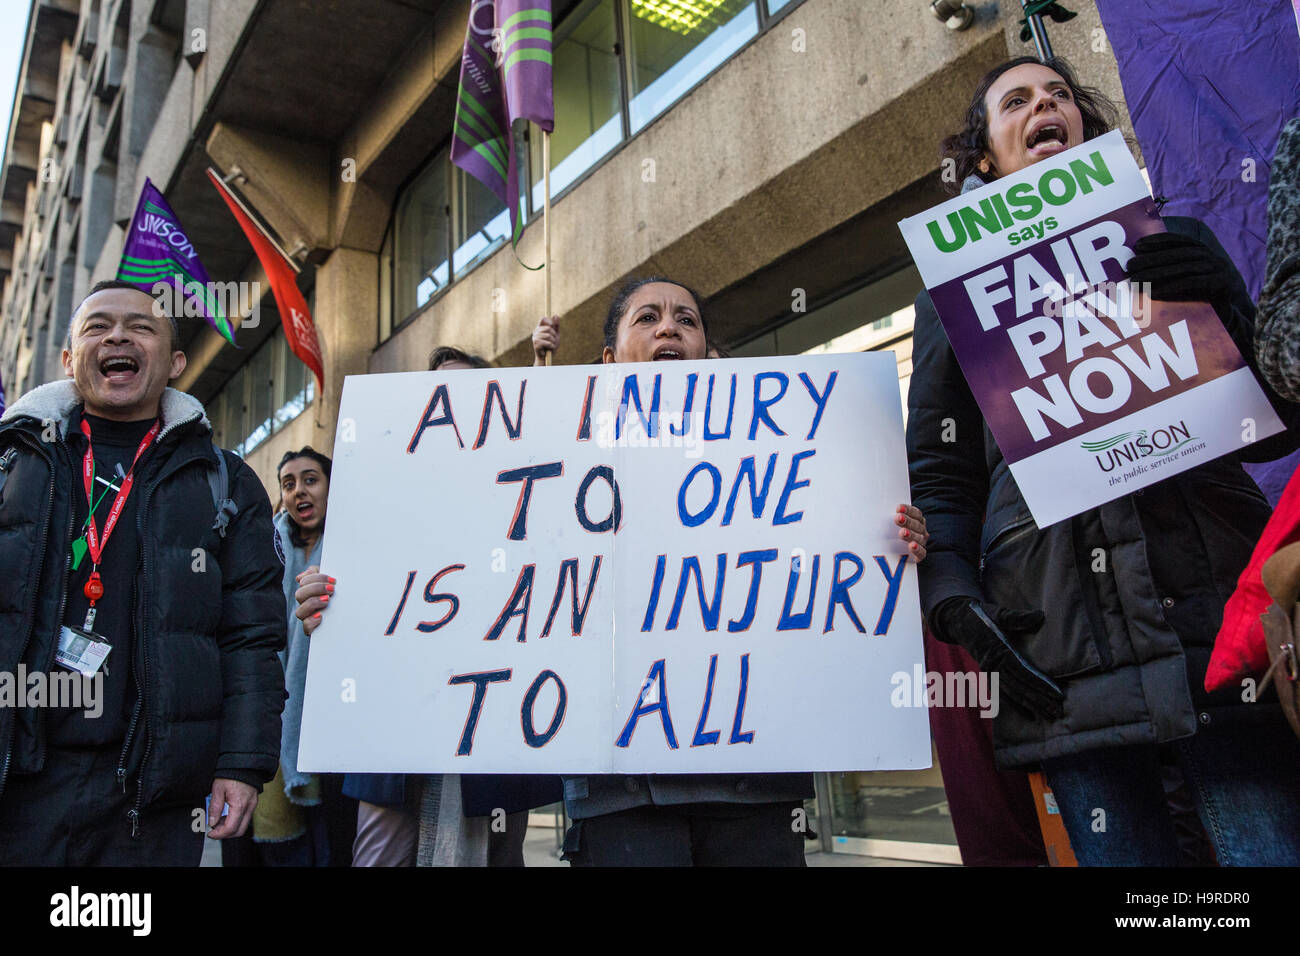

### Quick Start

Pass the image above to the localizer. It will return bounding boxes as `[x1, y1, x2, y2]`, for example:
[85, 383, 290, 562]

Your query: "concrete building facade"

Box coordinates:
[0, 0, 1140, 861]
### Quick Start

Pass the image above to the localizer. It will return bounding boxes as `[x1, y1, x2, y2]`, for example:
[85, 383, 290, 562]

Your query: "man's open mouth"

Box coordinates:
[99, 356, 139, 382]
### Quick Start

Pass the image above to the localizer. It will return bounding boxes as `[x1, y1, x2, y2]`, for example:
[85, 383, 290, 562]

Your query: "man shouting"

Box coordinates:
[0, 280, 285, 865]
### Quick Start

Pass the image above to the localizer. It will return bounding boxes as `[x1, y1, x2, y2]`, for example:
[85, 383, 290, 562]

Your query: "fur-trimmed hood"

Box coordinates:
[0, 379, 209, 441]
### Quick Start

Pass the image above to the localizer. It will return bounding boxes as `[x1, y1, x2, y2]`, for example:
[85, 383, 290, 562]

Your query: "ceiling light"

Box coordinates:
[632, 0, 731, 36]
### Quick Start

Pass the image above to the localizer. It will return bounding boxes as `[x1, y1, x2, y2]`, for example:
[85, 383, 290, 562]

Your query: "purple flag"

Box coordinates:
[450, 0, 554, 247]
[117, 177, 235, 344]
[1095, 1, 1300, 299]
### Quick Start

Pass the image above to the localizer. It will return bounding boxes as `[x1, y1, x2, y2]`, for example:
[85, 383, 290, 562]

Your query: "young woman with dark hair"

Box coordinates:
[429, 346, 492, 371]
[938, 56, 1118, 193]
[223, 446, 358, 866]
[909, 57, 1300, 866]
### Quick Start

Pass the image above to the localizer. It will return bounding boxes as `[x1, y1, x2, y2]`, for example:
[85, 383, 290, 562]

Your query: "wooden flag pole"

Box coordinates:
[543, 130, 553, 366]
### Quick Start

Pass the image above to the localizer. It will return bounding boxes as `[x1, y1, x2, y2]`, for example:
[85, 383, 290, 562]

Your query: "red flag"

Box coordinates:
[206, 169, 324, 395]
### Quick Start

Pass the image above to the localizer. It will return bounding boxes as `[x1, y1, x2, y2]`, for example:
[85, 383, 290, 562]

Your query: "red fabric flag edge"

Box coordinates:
[206, 169, 325, 397]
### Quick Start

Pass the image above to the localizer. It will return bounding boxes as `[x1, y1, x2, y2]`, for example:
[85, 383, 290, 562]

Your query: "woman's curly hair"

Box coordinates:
[940, 56, 1120, 194]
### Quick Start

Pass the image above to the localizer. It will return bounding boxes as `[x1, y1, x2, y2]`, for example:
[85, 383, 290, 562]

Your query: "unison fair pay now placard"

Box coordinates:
[898, 130, 1282, 527]
[297, 355, 929, 775]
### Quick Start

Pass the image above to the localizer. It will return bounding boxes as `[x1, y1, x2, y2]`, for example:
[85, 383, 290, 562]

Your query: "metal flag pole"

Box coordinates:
[1020, 0, 1055, 61]
[543, 130, 553, 366]
[208, 166, 302, 273]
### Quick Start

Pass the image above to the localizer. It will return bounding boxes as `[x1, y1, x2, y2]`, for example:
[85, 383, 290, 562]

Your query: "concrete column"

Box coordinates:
[312, 245, 378, 430]
[239, 245, 378, 490]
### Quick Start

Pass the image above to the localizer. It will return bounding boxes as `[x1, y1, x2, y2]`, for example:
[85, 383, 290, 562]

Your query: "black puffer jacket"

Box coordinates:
[0, 381, 286, 813]
[908, 216, 1300, 768]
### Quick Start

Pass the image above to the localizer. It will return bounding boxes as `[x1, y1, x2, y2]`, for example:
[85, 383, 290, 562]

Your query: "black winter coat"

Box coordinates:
[0, 381, 286, 814]
[907, 216, 1300, 768]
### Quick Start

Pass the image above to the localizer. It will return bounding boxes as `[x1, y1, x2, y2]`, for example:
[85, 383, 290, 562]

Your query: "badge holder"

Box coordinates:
[56, 571, 113, 677]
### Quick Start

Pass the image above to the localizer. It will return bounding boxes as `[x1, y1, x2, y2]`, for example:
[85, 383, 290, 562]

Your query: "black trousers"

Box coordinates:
[562, 801, 807, 867]
[0, 747, 204, 866]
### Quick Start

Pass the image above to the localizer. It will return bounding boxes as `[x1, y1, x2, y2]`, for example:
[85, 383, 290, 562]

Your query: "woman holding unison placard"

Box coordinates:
[908, 56, 1300, 865]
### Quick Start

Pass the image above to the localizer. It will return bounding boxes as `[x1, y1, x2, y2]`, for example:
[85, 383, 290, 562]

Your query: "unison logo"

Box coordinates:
[926, 150, 1115, 253]
[1084, 421, 1198, 473]
[136, 212, 197, 261]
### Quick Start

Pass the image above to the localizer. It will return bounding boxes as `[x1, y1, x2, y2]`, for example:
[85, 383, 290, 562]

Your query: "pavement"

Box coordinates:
[202, 823, 945, 867]
[519, 825, 944, 866]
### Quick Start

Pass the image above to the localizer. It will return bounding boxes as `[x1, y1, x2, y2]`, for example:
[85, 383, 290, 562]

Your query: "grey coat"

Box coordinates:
[273, 508, 322, 803]
[1256, 117, 1300, 401]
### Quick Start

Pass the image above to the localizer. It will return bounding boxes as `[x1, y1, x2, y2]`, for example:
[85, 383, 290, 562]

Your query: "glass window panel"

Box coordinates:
[825, 759, 958, 847]
[274, 329, 311, 429]
[244, 339, 274, 453]
[270, 332, 288, 412]
[765, 0, 795, 13]
[530, 0, 623, 208]
[452, 167, 510, 276]
[626, 0, 758, 134]
[379, 225, 394, 341]
[207, 390, 225, 448]
[220, 390, 234, 448]
[732, 266, 922, 358]
[394, 151, 450, 321]
[224, 365, 247, 456]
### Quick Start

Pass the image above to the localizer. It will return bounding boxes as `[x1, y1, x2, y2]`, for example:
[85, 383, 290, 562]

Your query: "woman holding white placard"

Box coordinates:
[526, 277, 929, 866]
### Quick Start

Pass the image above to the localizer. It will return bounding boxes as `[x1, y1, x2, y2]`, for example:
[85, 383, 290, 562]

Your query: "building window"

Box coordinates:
[207, 327, 315, 457]
[731, 265, 921, 408]
[625, 0, 759, 134]
[389, 140, 515, 333]
[453, 161, 511, 276]
[529, 0, 624, 211]
[393, 151, 451, 322]
[385, 0, 794, 335]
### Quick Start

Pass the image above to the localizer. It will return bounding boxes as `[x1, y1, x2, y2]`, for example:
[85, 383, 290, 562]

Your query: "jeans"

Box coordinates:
[1043, 712, 1300, 866]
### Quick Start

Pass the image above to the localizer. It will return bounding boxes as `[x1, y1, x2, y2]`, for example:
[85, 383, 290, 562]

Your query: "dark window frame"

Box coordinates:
[383, 0, 807, 340]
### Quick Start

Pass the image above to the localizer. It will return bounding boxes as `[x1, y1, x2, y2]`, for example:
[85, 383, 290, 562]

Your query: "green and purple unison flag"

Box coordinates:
[451, 1, 554, 247]
[117, 178, 235, 344]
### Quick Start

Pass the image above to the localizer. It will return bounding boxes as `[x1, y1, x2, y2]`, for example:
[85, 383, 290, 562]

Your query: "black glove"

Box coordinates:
[932, 598, 1065, 721]
[1126, 232, 1233, 313]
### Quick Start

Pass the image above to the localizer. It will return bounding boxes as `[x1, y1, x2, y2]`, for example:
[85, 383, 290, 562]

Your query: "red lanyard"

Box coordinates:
[79, 417, 160, 604]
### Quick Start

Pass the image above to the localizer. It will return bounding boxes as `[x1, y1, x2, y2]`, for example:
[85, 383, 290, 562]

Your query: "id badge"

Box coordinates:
[55, 625, 112, 676]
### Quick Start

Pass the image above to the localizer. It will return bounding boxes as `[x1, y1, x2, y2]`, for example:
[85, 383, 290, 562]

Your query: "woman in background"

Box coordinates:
[300, 347, 561, 866]
[530, 276, 928, 866]
[225, 446, 357, 866]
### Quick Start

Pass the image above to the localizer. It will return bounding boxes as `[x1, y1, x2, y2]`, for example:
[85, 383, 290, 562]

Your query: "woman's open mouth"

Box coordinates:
[1026, 123, 1068, 155]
